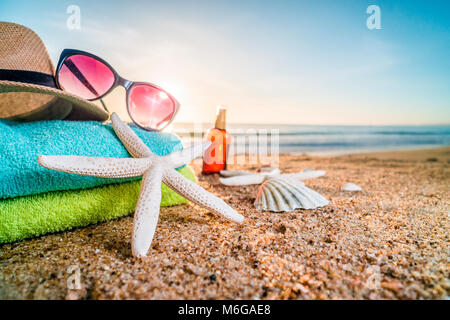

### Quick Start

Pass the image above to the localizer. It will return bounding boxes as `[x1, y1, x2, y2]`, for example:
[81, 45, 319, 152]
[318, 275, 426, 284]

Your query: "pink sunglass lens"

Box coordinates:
[128, 84, 176, 130]
[57, 54, 115, 100]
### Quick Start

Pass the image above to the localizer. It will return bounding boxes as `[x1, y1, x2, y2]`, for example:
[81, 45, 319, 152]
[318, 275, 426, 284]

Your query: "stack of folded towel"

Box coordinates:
[0, 119, 196, 243]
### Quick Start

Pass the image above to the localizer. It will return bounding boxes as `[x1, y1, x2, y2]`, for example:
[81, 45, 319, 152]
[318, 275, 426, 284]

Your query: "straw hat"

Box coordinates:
[0, 22, 109, 121]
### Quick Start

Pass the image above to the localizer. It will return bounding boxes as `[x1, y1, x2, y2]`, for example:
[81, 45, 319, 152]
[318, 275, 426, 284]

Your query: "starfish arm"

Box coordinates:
[132, 162, 163, 257]
[38, 155, 151, 178]
[110, 112, 154, 158]
[219, 174, 266, 186]
[163, 142, 211, 168]
[162, 169, 244, 223]
[279, 170, 326, 180]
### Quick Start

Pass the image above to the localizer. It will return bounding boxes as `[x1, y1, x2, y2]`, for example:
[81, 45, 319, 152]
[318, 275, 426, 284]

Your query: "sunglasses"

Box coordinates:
[55, 49, 179, 131]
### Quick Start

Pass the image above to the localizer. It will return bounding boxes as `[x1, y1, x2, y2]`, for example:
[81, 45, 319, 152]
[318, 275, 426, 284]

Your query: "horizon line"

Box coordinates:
[172, 122, 450, 127]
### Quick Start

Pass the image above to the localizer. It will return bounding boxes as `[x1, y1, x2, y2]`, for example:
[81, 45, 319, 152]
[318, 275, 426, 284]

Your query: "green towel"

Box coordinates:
[0, 166, 195, 243]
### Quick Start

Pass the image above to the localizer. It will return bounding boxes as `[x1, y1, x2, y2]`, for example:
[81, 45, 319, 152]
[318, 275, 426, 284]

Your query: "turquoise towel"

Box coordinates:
[0, 119, 183, 199]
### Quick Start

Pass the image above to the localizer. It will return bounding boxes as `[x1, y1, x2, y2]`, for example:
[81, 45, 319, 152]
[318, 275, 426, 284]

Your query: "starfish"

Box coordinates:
[37, 113, 244, 257]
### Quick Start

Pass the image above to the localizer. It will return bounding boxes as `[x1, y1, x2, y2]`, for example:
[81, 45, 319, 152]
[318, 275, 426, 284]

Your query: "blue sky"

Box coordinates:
[1, 0, 449, 125]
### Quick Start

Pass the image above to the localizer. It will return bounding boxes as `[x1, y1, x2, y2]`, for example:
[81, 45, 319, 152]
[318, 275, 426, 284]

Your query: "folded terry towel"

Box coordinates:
[0, 119, 183, 199]
[0, 166, 195, 243]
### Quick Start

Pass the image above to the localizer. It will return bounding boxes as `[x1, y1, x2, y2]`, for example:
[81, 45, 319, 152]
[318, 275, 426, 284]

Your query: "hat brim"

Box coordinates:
[0, 80, 109, 121]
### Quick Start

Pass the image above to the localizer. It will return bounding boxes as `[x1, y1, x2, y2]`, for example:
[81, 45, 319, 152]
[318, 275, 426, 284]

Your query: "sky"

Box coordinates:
[1, 0, 449, 125]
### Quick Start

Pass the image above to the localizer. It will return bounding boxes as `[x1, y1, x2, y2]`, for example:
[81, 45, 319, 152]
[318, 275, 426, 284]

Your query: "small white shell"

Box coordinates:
[219, 168, 281, 186]
[220, 170, 254, 177]
[219, 174, 266, 186]
[342, 183, 362, 192]
[254, 177, 329, 212]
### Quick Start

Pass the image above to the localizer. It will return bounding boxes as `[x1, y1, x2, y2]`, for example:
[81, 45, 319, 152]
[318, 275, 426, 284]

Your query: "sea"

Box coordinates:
[172, 123, 450, 156]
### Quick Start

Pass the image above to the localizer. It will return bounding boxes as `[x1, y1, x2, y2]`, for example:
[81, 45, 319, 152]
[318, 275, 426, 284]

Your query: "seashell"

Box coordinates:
[219, 168, 326, 186]
[220, 173, 266, 186]
[219, 168, 280, 186]
[220, 170, 255, 177]
[254, 177, 329, 212]
[220, 168, 281, 177]
[342, 183, 362, 192]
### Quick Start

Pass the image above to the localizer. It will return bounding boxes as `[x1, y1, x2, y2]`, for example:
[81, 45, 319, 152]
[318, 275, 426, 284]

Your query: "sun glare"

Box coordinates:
[158, 91, 169, 100]
[157, 82, 185, 102]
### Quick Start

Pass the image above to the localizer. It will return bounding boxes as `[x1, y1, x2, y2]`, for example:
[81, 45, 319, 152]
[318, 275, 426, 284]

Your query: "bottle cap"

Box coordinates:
[215, 106, 227, 130]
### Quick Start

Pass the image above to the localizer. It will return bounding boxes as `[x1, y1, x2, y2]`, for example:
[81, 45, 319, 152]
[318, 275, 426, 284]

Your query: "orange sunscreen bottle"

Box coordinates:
[202, 106, 230, 174]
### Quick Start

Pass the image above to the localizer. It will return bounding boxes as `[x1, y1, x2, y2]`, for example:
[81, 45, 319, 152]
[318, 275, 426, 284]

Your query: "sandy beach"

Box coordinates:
[0, 147, 448, 300]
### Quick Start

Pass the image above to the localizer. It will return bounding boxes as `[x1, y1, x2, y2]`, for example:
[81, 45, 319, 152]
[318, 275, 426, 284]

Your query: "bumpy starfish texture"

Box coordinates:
[38, 113, 244, 257]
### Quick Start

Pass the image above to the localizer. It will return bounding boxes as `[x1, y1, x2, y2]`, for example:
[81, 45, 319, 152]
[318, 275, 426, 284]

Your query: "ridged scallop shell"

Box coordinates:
[254, 177, 329, 212]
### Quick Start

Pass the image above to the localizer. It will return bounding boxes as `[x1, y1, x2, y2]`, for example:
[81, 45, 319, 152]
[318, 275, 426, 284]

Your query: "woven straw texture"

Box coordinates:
[0, 22, 108, 121]
[0, 22, 54, 74]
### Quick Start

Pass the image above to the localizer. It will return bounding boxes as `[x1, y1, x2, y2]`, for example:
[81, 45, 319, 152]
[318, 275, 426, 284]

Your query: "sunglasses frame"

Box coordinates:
[55, 49, 180, 131]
